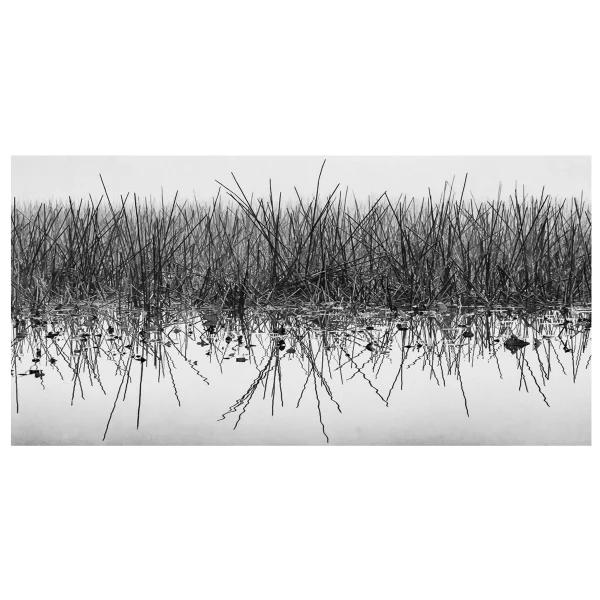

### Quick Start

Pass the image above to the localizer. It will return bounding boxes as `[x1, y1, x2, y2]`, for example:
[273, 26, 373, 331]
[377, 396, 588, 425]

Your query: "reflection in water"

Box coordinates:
[11, 304, 591, 445]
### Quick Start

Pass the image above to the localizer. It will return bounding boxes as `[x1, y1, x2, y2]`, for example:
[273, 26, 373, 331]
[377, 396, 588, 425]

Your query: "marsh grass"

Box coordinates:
[11, 177, 591, 312]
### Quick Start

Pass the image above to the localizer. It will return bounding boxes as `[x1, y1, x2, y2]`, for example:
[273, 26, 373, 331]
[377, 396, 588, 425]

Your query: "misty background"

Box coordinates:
[12, 156, 590, 204]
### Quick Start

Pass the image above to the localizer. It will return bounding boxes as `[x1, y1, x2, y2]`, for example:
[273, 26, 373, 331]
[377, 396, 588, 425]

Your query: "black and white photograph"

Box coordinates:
[11, 156, 591, 446]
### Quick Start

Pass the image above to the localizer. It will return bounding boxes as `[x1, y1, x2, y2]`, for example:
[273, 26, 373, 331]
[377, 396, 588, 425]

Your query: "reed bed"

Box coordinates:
[11, 180, 592, 311]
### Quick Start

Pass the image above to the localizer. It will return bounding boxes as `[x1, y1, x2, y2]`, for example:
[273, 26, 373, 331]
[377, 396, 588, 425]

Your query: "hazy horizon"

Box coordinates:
[11, 156, 590, 204]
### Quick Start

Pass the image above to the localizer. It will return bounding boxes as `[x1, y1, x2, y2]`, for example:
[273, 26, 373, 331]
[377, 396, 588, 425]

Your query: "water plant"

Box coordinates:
[11, 174, 591, 312]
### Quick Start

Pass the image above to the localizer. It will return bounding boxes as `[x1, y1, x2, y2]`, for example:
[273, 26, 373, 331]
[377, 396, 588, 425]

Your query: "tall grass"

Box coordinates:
[11, 181, 591, 310]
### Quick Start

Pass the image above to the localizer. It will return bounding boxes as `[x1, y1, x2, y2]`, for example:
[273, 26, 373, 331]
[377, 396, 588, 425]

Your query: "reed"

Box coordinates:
[11, 182, 591, 311]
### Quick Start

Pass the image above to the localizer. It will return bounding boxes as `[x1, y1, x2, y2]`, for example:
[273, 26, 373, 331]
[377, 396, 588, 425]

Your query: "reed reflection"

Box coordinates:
[11, 303, 592, 443]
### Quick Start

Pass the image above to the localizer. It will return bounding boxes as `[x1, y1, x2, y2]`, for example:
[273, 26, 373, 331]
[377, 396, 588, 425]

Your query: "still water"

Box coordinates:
[11, 304, 591, 445]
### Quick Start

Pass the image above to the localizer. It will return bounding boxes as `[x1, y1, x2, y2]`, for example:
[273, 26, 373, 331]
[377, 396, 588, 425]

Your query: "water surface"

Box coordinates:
[11, 304, 591, 445]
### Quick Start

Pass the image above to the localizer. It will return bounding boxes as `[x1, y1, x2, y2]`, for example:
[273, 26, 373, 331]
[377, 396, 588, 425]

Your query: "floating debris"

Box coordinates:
[504, 335, 529, 350]
[19, 369, 44, 378]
